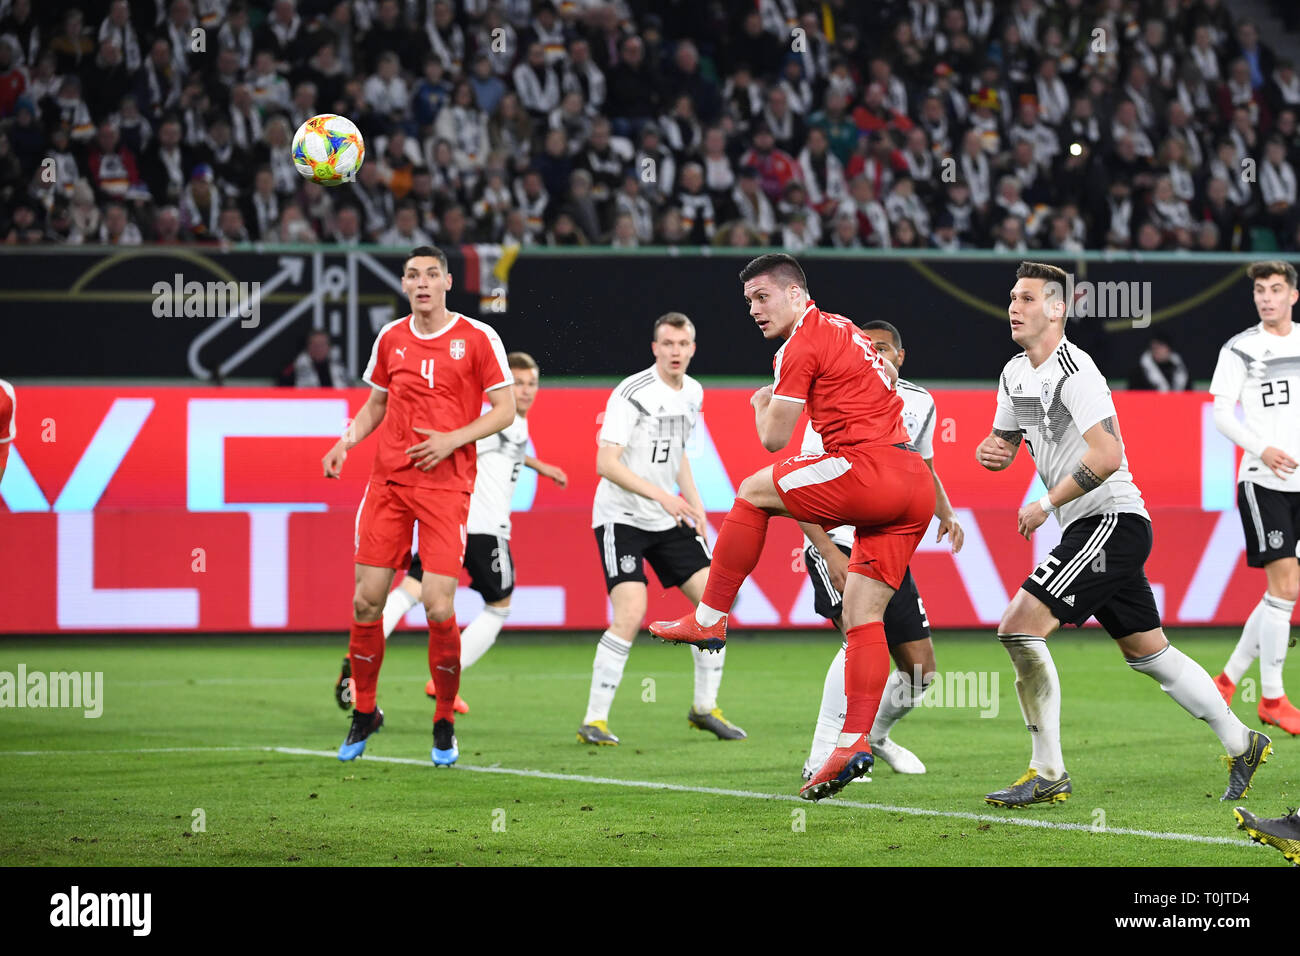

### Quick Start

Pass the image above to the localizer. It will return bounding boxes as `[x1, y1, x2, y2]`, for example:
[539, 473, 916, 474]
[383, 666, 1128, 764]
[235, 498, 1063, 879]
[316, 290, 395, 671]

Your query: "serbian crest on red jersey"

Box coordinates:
[450, 339, 466, 360]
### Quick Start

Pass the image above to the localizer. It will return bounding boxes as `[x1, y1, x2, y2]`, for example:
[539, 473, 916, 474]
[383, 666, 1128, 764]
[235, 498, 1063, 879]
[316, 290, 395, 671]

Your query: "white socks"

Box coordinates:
[694, 602, 724, 627]
[461, 604, 510, 670]
[691, 645, 726, 712]
[999, 634, 1065, 780]
[1128, 643, 1250, 754]
[805, 647, 932, 771]
[870, 667, 930, 744]
[381, 589, 510, 670]
[1224, 596, 1266, 683]
[380, 586, 420, 638]
[583, 631, 631, 725]
[806, 644, 847, 771]
[1258, 593, 1294, 699]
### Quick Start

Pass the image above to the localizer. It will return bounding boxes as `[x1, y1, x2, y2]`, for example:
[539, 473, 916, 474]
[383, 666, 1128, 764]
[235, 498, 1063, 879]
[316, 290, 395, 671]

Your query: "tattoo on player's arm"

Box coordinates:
[991, 427, 1022, 448]
[1099, 416, 1118, 440]
[1072, 462, 1103, 492]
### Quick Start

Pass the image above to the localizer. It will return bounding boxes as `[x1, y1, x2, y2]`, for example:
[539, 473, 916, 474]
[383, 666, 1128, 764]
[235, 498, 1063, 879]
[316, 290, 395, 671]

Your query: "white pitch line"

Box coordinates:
[0, 744, 1261, 851]
[269, 747, 1256, 850]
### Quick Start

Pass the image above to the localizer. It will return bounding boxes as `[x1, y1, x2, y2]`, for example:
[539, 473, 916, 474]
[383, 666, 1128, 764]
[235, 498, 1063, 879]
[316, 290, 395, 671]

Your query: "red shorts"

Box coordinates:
[773, 444, 934, 589]
[354, 479, 469, 577]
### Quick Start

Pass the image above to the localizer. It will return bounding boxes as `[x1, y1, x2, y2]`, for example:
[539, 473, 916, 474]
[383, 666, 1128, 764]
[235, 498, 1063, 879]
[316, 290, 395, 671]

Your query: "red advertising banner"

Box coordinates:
[0, 387, 1261, 632]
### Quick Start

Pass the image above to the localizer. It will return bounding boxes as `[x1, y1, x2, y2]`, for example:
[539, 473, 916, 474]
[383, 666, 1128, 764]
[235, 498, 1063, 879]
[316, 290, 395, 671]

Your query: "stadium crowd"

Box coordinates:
[0, 0, 1299, 251]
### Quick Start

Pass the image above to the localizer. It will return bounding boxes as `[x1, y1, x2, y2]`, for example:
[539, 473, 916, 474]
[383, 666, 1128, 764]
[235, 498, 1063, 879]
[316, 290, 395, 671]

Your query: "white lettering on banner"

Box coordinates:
[702, 518, 780, 624]
[787, 577, 823, 626]
[58, 513, 199, 628]
[188, 398, 350, 627]
[29, 398, 201, 628]
[913, 509, 1009, 624]
[1178, 509, 1244, 621]
[403, 586, 567, 627]
[1201, 400, 1238, 512]
[0, 446, 49, 511]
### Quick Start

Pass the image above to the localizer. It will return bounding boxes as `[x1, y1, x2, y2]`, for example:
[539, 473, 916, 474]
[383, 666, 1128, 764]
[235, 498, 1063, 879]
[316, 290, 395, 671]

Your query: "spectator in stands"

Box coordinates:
[99, 200, 141, 244]
[2, 0, 1300, 253]
[279, 329, 351, 387]
[1128, 335, 1190, 392]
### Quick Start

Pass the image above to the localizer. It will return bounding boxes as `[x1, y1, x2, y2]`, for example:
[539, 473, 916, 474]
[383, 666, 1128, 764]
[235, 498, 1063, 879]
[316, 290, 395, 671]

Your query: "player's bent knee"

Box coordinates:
[426, 606, 457, 629]
[353, 595, 384, 622]
[737, 470, 780, 509]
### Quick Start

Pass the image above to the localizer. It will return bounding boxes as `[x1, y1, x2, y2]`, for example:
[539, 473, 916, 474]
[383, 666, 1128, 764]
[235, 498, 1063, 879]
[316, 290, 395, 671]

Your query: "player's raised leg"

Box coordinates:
[339, 562, 394, 760]
[678, 567, 745, 739]
[649, 466, 787, 648]
[579, 576, 642, 745]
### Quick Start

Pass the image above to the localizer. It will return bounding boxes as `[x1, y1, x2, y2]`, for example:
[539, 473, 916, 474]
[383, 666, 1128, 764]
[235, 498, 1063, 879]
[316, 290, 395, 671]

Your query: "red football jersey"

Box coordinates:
[0, 378, 14, 443]
[0, 378, 13, 472]
[362, 313, 511, 492]
[771, 302, 908, 451]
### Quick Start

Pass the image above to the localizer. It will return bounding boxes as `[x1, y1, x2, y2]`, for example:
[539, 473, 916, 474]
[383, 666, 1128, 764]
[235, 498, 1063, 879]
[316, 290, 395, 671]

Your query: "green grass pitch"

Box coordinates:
[0, 629, 1295, 866]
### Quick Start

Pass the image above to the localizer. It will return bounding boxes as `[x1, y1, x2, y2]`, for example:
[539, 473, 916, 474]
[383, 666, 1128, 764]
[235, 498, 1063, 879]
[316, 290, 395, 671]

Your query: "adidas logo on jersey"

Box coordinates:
[1013, 384, 1024, 394]
[1264, 350, 1274, 358]
[1062, 595, 1075, 607]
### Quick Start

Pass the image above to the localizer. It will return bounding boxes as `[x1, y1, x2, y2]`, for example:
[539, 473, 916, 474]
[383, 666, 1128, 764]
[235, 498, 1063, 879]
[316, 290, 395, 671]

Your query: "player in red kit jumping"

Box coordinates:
[322, 246, 514, 766]
[649, 254, 934, 800]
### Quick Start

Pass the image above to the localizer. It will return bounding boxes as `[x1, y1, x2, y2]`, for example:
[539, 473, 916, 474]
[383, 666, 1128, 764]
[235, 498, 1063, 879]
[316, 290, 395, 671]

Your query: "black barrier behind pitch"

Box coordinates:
[0, 246, 1269, 382]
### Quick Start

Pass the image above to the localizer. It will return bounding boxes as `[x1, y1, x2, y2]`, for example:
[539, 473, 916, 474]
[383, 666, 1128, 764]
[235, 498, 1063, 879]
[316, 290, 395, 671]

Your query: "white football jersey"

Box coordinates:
[993, 337, 1148, 530]
[803, 378, 937, 548]
[467, 413, 530, 538]
[1209, 323, 1300, 492]
[592, 366, 703, 532]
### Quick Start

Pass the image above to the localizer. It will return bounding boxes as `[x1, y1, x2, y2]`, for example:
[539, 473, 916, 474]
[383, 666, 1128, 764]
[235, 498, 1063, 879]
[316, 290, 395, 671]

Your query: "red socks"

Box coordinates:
[348, 619, 385, 713]
[843, 622, 890, 736]
[701, 498, 770, 614]
[428, 615, 462, 722]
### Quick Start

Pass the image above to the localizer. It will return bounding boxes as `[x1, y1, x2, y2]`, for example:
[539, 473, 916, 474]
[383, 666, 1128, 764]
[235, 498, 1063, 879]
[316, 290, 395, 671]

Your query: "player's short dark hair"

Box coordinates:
[404, 244, 448, 273]
[1016, 260, 1069, 301]
[860, 320, 902, 350]
[508, 351, 538, 372]
[739, 253, 807, 293]
[1247, 260, 1298, 289]
[654, 311, 696, 341]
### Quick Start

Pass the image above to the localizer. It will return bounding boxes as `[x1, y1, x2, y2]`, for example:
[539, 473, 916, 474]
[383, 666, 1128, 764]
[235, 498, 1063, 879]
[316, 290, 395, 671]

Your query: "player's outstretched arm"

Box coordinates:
[975, 428, 1021, 471]
[409, 386, 516, 471]
[1016, 415, 1124, 539]
[924, 458, 964, 553]
[323, 387, 388, 478]
[525, 455, 568, 487]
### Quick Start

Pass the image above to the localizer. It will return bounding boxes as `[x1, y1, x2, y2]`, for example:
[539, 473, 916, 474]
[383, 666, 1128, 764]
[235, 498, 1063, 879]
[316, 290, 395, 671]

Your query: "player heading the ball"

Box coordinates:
[650, 254, 935, 801]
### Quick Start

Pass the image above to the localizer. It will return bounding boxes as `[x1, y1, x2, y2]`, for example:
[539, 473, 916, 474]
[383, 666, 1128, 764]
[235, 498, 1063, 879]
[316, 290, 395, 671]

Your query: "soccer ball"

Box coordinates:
[291, 114, 365, 187]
